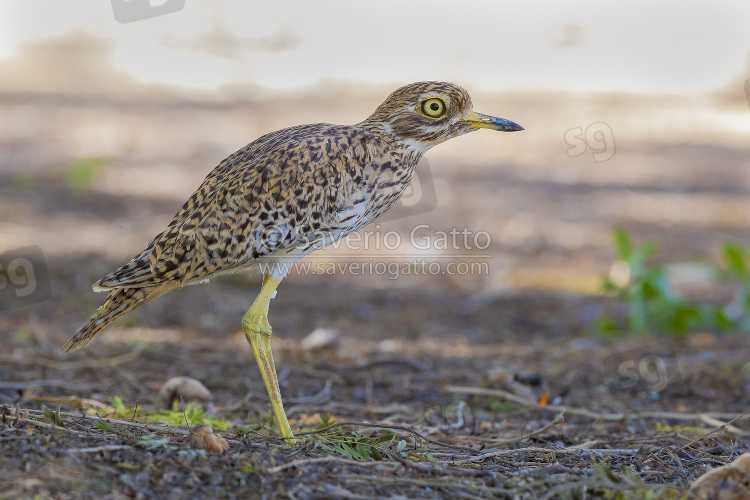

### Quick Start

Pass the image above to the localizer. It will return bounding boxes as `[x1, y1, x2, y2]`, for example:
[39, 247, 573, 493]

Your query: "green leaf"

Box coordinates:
[612, 227, 632, 260]
[64, 157, 110, 194]
[667, 304, 702, 334]
[597, 228, 750, 339]
[641, 271, 672, 301]
[317, 413, 335, 428]
[337, 442, 361, 460]
[594, 317, 619, 334]
[711, 305, 736, 332]
[488, 399, 521, 412]
[593, 462, 620, 483]
[110, 396, 127, 414]
[355, 443, 371, 460]
[601, 277, 620, 292]
[638, 240, 660, 260]
[42, 404, 64, 427]
[722, 241, 748, 278]
[396, 440, 406, 453]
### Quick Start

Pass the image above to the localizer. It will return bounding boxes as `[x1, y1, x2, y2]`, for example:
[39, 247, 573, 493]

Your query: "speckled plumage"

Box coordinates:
[62, 82, 522, 437]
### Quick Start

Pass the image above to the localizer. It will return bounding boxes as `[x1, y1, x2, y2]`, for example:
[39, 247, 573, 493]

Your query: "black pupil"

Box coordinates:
[430, 102, 440, 111]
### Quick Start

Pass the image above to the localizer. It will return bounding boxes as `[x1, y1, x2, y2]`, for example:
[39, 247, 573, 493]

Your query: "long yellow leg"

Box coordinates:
[242, 273, 295, 443]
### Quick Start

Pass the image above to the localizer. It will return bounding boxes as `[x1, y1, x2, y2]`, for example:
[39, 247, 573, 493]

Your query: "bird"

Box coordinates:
[63, 81, 523, 442]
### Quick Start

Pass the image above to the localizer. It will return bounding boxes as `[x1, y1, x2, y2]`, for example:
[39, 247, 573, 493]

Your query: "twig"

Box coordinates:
[447, 401, 466, 430]
[446, 385, 748, 422]
[91, 356, 148, 394]
[180, 395, 190, 430]
[485, 412, 565, 447]
[679, 407, 750, 452]
[24, 409, 240, 444]
[286, 379, 333, 404]
[699, 413, 748, 437]
[389, 449, 487, 477]
[11, 416, 87, 434]
[347, 357, 434, 375]
[293, 421, 478, 452]
[228, 379, 334, 412]
[337, 474, 514, 497]
[66, 445, 132, 453]
[0, 380, 88, 390]
[25, 396, 110, 410]
[455, 441, 638, 463]
[6, 344, 145, 370]
[267, 455, 399, 474]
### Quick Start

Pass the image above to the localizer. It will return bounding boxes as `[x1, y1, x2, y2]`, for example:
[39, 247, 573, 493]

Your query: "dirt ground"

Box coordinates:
[1, 91, 750, 499]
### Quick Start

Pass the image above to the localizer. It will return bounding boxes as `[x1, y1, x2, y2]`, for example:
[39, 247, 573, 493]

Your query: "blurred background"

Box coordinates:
[1, 0, 749, 357]
[4, 5, 750, 495]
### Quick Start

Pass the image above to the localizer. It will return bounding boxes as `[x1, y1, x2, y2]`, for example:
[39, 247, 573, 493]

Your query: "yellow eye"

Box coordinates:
[420, 97, 447, 119]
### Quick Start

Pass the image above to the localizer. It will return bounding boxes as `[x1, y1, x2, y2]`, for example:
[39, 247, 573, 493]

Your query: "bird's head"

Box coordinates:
[361, 81, 523, 152]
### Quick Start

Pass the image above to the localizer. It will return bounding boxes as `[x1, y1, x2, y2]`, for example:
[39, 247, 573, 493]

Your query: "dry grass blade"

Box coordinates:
[3, 344, 145, 370]
[293, 420, 477, 451]
[267, 456, 400, 474]
[447, 385, 747, 422]
[485, 412, 565, 447]
[22, 409, 241, 444]
[66, 445, 132, 453]
[679, 408, 750, 452]
[456, 441, 637, 463]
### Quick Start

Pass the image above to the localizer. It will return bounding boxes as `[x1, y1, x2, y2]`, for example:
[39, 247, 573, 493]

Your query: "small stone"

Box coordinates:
[155, 377, 213, 410]
[485, 366, 512, 386]
[376, 339, 402, 353]
[300, 328, 339, 351]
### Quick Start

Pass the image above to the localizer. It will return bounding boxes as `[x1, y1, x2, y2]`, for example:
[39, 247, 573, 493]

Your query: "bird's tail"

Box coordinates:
[62, 287, 163, 353]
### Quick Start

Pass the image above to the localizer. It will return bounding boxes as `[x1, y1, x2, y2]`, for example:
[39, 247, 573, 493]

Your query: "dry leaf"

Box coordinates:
[690, 452, 750, 499]
[292, 413, 325, 426]
[189, 424, 229, 454]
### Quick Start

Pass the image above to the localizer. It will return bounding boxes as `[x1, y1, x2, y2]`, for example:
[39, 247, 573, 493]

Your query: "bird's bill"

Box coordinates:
[462, 111, 524, 132]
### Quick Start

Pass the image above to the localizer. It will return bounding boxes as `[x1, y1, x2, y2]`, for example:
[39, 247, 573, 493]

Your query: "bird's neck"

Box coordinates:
[357, 121, 432, 156]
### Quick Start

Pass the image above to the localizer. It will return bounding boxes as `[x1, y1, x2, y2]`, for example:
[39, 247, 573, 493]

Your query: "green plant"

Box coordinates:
[714, 241, 750, 331]
[150, 401, 233, 431]
[312, 420, 394, 461]
[596, 227, 750, 335]
[303, 414, 435, 463]
[138, 433, 176, 450]
[64, 156, 110, 193]
[101, 396, 232, 431]
[42, 402, 64, 427]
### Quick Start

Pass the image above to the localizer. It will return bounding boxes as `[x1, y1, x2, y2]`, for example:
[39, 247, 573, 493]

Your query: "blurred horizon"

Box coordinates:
[0, 1, 749, 98]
